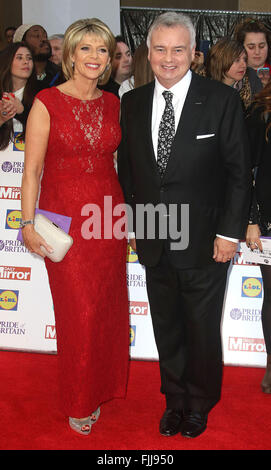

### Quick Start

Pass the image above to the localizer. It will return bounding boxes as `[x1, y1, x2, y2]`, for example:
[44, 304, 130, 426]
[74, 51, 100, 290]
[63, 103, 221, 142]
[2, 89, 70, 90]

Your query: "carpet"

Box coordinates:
[0, 350, 270, 451]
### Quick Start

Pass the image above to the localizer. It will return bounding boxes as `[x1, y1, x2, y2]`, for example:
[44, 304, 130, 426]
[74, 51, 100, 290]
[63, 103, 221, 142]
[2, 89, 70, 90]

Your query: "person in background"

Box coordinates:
[234, 18, 271, 87]
[191, 50, 205, 74]
[4, 26, 16, 44]
[0, 42, 38, 150]
[100, 35, 132, 97]
[118, 41, 154, 99]
[245, 80, 271, 394]
[205, 38, 253, 110]
[13, 24, 64, 89]
[49, 34, 64, 66]
[20, 18, 129, 436]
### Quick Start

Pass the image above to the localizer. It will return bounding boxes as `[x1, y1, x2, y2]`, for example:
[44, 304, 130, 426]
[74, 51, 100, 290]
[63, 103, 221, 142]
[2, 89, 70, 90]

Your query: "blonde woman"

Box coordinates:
[21, 18, 129, 435]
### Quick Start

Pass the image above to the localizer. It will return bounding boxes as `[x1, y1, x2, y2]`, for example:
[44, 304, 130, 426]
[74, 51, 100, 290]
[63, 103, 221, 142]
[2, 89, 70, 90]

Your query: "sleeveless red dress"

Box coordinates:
[37, 87, 129, 418]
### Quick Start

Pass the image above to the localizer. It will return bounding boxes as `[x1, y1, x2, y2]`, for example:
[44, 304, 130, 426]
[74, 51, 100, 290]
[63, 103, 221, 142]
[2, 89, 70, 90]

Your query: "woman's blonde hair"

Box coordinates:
[62, 18, 116, 85]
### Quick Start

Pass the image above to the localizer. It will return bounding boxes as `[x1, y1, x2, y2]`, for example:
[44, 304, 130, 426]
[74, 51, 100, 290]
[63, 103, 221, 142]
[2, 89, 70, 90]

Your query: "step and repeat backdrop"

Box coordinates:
[0, 134, 266, 367]
[0, 132, 56, 353]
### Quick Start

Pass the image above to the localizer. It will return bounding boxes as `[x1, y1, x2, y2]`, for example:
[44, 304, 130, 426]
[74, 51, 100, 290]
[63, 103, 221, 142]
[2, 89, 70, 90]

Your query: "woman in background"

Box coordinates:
[246, 80, 271, 393]
[205, 38, 253, 110]
[118, 41, 153, 98]
[234, 18, 271, 87]
[0, 41, 38, 150]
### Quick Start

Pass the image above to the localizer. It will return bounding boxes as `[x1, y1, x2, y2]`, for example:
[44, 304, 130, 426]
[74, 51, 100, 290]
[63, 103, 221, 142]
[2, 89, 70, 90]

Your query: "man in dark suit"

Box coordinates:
[118, 12, 251, 438]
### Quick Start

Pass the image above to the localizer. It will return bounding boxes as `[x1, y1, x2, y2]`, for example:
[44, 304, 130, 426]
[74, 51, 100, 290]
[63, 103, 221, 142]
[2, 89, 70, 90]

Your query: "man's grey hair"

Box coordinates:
[146, 12, 196, 50]
[48, 34, 64, 41]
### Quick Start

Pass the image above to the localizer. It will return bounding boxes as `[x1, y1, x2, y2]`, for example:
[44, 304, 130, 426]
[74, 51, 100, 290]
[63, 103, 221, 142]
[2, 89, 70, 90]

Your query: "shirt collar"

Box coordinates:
[154, 69, 192, 99]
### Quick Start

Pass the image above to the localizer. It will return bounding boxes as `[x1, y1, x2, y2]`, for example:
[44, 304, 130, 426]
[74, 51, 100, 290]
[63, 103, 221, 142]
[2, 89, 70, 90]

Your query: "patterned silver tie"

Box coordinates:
[157, 90, 175, 177]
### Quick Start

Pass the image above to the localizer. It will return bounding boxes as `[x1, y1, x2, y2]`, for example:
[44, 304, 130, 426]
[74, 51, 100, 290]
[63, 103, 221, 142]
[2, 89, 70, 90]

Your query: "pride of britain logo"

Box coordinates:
[1, 161, 24, 173]
[0, 239, 28, 253]
[230, 307, 261, 322]
[230, 308, 242, 320]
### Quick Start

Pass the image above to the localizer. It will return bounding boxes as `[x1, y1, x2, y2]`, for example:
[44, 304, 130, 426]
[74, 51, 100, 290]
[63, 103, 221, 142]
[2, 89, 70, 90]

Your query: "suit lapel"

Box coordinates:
[138, 81, 161, 183]
[176, 73, 207, 138]
[163, 73, 207, 180]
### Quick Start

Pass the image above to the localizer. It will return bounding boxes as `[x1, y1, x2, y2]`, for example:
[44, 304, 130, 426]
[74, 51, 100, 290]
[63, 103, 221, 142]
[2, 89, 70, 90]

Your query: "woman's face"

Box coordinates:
[71, 33, 110, 82]
[11, 47, 34, 82]
[243, 32, 268, 69]
[224, 51, 247, 85]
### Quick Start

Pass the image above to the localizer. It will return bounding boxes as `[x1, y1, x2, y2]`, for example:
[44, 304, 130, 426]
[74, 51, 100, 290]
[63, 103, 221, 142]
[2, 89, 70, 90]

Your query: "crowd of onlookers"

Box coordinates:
[1, 17, 270, 110]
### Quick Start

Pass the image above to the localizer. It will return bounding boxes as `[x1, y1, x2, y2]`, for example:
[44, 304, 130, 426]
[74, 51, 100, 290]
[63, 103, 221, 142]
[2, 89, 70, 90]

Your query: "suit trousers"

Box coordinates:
[145, 248, 229, 414]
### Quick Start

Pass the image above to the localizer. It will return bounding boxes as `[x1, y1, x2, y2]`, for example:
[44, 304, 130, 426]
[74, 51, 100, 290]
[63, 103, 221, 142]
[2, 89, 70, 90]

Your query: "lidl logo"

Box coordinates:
[127, 244, 138, 263]
[0, 289, 19, 311]
[13, 132, 25, 151]
[241, 277, 262, 298]
[130, 326, 136, 346]
[5, 210, 22, 230]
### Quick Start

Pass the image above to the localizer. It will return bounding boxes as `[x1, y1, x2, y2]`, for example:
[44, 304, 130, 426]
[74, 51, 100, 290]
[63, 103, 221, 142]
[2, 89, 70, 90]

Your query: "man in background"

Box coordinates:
[13, 24, 64, 89]
[5, 26, 16, 44]
[100, 35, 132, 97]
[49, 34, 64, 67]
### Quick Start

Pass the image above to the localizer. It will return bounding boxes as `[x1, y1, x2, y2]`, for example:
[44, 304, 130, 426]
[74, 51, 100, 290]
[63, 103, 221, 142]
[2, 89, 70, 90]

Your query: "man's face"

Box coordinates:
[112, 41, 132, 82]
[24, 25, 51, 60]
[49, 38, 63, 65]
[148, 25, 195, 88]
[5, 28, 15, 43]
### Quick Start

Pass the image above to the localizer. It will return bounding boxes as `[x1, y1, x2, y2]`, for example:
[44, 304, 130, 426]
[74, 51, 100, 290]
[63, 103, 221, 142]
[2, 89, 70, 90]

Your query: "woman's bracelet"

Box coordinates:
[20, 219, 34, 229]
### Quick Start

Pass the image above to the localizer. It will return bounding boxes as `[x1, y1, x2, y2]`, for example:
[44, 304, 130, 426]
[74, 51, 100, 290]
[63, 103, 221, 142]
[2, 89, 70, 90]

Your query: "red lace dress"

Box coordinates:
[36, 87, 129, 418]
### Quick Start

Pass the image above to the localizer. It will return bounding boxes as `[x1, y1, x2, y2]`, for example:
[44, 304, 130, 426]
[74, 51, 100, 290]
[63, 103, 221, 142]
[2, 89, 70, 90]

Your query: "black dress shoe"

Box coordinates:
[159, 408, 183, 437]
[181, 411, 208, 438]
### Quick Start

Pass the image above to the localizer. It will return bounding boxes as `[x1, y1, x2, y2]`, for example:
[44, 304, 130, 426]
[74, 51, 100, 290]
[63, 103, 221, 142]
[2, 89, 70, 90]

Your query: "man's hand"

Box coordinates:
[213, 237, 237, 263]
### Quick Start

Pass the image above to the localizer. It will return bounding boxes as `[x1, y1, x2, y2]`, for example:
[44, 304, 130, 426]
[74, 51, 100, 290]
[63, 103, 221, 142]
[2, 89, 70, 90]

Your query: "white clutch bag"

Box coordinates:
[34, 213, 73, 262]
